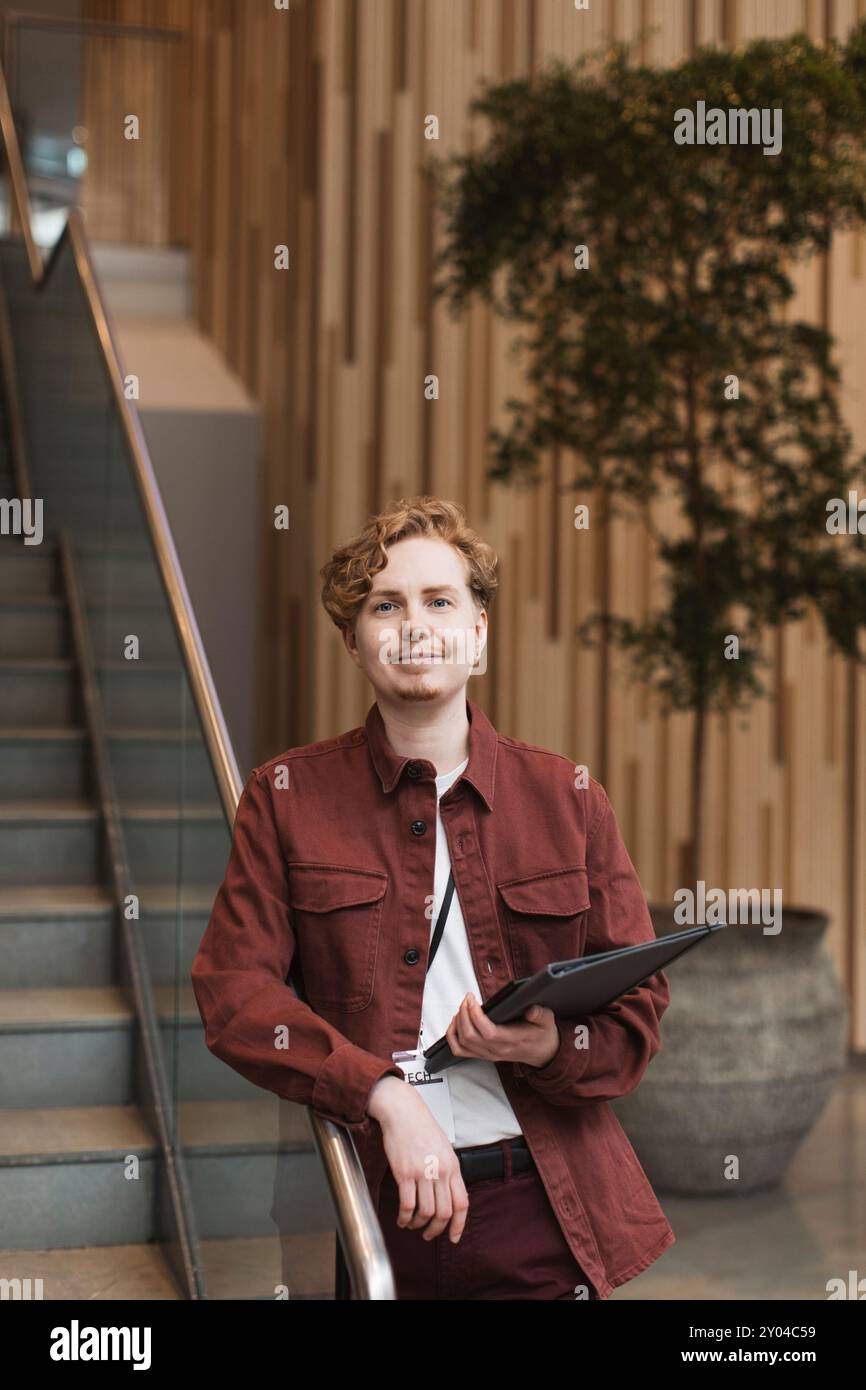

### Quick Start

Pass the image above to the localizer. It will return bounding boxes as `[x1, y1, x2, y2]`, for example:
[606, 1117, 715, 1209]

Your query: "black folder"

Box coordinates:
[422, 922, 724, 1073]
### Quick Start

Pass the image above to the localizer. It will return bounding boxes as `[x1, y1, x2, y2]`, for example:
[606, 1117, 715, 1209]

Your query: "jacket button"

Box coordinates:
[407, 762, 422, 779]
[410, 820, 427, 835]
[404, 948, 421, 965]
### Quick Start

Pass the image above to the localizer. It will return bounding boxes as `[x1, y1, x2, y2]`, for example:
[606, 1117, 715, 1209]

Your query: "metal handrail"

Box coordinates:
[0, 49, 41, 281]
[0, 55, 395, 1301]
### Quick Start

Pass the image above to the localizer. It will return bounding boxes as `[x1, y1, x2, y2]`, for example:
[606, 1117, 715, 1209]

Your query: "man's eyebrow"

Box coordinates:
[367, 584, 463, 600]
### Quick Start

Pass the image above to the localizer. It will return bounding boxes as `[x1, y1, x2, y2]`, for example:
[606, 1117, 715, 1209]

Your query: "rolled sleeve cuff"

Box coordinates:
[311, 1042, 404, 1132]
[513, 1019, 592, 1096]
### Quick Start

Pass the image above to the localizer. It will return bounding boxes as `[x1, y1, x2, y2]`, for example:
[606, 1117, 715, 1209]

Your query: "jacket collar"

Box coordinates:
[364, 696, 497, 812]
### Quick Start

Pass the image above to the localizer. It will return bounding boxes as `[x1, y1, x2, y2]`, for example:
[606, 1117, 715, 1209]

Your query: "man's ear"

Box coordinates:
[474, 607, 489, 664]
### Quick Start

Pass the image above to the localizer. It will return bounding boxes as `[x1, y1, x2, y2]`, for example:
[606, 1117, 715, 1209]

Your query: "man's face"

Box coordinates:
[342, 536, 488, 705]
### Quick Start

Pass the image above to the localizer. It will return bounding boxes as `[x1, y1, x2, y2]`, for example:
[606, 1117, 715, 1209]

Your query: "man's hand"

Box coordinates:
[367, 1076, 469, 1243]
[445, 994, 560, 1069]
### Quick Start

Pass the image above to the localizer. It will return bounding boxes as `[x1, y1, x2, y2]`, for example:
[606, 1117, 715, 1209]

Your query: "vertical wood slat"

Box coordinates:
[79, 2, 183, 245]
[82, 0, 865, 1050]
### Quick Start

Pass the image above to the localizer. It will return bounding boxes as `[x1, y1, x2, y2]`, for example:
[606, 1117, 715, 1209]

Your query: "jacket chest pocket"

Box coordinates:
[288, 863, 387, 1013]
[497, 866, 590, 980]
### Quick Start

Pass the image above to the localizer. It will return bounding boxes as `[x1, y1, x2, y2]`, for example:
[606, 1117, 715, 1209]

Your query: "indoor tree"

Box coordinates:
[432, 27, 866, 880]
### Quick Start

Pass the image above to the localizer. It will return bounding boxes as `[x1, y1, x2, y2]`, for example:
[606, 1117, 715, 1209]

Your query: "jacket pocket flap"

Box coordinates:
[498, 865, 589, 916]
[288, 863, 388, 913]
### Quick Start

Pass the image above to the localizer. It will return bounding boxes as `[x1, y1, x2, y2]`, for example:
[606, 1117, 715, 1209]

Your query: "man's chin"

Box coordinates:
[387, 668, 448, 702]
[393, 679, 444, 703]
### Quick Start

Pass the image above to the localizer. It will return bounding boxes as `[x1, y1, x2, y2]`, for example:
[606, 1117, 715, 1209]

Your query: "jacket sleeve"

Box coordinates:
[512, 782, 670, 1106]
[190, 768, 404, 1136]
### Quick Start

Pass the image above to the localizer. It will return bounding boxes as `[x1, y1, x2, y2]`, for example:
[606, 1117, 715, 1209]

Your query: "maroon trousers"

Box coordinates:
[376, 1138, 599, 1301]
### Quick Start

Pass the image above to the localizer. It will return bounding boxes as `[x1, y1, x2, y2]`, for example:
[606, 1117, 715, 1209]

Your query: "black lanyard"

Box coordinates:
[427, 868, 455, 973]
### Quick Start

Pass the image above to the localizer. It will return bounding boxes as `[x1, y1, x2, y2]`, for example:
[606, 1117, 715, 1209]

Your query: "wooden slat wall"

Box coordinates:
[85, 0, 866, 1051]
[79, 3, 189, 244]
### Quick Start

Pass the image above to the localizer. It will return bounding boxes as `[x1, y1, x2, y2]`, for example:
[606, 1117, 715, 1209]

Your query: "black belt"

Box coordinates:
[456, 1136, 534, 1185]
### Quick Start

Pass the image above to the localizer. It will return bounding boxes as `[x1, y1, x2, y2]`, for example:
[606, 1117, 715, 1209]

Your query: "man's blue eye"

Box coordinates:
[374, 597, 451, 612]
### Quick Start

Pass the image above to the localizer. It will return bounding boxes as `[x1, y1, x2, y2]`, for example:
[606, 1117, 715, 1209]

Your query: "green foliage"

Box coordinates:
[431, 28, 866, 720]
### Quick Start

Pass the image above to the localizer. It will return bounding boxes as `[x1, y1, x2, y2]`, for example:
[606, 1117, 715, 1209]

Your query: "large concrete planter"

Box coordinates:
[611, 905, 849, 1195]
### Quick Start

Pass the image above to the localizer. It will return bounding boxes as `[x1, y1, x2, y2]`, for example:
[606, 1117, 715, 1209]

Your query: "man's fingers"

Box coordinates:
[466, 994, 496, 1038]
[422, 1174, 456, 1242]
[458, 996, 478, 1040]
[448, 1172, 470, 1243]
[396, 1177, 417, 1229]
[406, 1176, 436, 1230]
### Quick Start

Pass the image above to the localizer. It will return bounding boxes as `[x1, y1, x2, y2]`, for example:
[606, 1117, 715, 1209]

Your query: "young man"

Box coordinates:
[191, 495, 675, 1301]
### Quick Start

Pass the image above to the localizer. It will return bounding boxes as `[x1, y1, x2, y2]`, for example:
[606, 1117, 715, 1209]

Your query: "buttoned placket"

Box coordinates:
[394, 760, 511, 1064]
[392, 760, 439, 1057]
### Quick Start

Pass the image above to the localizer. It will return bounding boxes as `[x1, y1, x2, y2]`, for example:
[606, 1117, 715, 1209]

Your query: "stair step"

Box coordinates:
[0, 659, 79, 725]
[0, 548, 58, 596]
[0, 981, 144, 1033]
[85, 602, 180, 662]
[0, 884, 115, 918]
[0, 539, 162, 602]
[201, 1233, 336, 1300]
[0, 984, 132, 1029]
[77, 551, 164, 602]
[0, 800, 227, 886]
[0, 596, 179, 661]
[0, 976, 283, 1107]
[0, 885, 214, 988]
[0, 983, 161, 1107]
[0, 728, 90, 799]
[0, 658, 188, 730]
[0, 1102, 158, 1248]
[0, 1101, 154, 1159]
[0, 800, 102, 884]
[0, 726, 215, 801]
[98, 660, 187, 730]
[0, 977, 246, 1041]
[0, 1233, 336, 1299]
[0, 1099, 332, 1250]
[0, 1242, 184, 1300]
[179, 1099, 336, 1244]
[0, 595, 68, 659]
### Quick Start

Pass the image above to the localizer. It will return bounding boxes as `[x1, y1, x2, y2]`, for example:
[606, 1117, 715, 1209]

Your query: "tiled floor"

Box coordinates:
[613, 1063, 866, 1299]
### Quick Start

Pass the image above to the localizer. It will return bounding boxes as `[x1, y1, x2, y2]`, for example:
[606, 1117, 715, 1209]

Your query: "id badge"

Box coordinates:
[391, 1049, 456, 1142]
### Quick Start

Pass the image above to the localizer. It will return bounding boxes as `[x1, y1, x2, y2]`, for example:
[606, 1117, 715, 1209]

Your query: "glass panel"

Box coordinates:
[0, 229, 324, 1299]
[3, 20, 181, 248]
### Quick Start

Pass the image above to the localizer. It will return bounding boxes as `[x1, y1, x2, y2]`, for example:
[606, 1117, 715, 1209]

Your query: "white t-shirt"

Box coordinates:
[417, 757, 523, 1147]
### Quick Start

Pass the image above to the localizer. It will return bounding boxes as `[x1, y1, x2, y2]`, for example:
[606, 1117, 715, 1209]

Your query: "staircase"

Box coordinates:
[0, 307, 336, 1302]
[0, 26, 393, 1299]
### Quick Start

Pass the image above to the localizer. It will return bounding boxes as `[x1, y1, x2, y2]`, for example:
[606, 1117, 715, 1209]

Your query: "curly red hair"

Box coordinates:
[320, 495, 499, 631]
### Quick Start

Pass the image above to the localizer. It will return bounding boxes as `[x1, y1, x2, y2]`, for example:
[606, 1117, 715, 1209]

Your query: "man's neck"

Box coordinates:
[375, 687, 470, 777]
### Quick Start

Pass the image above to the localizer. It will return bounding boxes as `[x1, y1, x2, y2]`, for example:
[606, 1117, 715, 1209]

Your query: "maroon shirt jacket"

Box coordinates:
[191, 698, 676, 1299]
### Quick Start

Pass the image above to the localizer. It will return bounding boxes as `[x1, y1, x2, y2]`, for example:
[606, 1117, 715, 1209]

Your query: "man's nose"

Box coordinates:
[404, 604, 431, 635]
